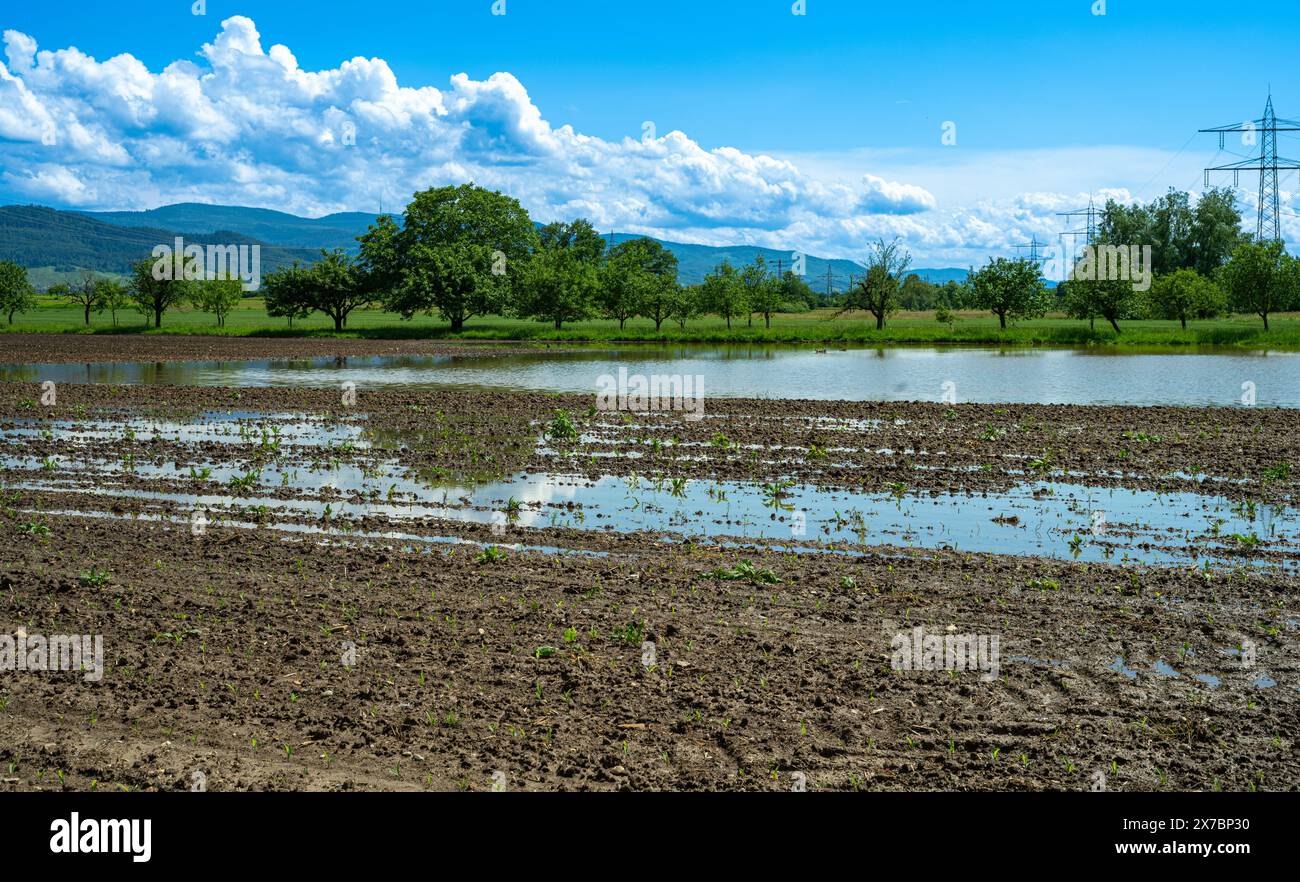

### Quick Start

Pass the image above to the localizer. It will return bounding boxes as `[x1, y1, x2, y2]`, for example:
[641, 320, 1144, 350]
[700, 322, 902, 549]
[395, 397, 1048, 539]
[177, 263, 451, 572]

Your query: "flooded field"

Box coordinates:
[4, 343, 1299, 406]
[0, 342, 1297, 792]
[3, 410, 1296, 569]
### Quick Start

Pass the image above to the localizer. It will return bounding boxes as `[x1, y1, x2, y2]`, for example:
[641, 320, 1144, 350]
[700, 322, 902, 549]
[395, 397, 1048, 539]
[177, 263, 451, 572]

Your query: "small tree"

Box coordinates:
[741, 256, 783, 329]
[0, 260, 36, 325]
[668, 284, 701, 330]
[94, 279, 132, 327]
[964, 257, 1050, 329]
[1147, 268, 1224, 329]
[700, 261, 746, 329]
[307, 249, 370, 332]
[599, 237, 680, 331]
[52, 270, 105, 325]
[129, 259, 190, 328]
[1218, 240, 1298, 330]
[1061, 275, 1137, 334]
[598, 250, 649, 330]
[840, 238, 911, 329]
[189, 275, 244, 327]
[639, 275, 684, 333]
[262, 263, 313, 328]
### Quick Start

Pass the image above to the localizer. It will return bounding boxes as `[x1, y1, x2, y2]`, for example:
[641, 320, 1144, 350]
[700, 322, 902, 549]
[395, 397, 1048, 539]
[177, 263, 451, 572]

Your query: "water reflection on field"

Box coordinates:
[3, 344, 1296, 406]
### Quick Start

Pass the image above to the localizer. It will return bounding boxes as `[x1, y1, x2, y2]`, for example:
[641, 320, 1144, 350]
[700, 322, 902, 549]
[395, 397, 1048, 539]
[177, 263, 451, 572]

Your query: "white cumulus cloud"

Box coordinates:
[0, 15, 1172, 266]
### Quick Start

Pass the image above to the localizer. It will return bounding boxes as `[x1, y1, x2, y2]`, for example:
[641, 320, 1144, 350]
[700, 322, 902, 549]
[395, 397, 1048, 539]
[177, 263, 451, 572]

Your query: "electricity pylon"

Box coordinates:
[1201, 94, 1300, 243]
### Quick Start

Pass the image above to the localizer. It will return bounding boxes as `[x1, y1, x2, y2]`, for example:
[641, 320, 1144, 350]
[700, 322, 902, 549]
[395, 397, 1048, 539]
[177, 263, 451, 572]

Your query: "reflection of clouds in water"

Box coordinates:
[499, 473, 585, 528]
[10, 349, 1300, 406]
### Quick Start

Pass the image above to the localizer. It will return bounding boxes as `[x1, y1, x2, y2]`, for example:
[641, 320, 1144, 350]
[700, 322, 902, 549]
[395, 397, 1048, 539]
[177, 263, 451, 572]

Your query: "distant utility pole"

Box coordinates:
[1012, 235, 1053, 269]
[1201, 94, 1300, 243]
[825, 264, 833, 298]
[1056, 197, 1102, 274]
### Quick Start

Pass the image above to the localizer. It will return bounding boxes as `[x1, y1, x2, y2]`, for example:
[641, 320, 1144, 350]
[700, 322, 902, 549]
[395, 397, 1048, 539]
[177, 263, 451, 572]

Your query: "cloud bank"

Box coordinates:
[0, 15, 1252, 266]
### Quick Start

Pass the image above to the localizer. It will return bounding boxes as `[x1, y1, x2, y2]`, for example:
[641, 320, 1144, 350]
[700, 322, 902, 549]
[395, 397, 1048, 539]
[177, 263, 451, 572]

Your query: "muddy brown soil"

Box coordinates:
[0, 510, 1295, 792]
[1, 364, 1297, 791]
[0, 333, 564, 364]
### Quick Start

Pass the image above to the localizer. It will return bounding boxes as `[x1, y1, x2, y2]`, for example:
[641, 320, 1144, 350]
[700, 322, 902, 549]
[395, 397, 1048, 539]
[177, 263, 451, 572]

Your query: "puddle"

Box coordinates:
[4, 414, 1298, 568]
[1110, 657, 1139, 679]
[1152, 659, 1181, 678]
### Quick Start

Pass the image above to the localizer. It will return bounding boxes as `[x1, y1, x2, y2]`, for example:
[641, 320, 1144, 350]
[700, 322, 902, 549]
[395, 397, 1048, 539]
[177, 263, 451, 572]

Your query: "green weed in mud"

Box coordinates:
[78, 567, 111, 587]
[706, 560, 780, 585]
[475, 545, 507, 564]
[546, 409, 579, 442]
[760, 481, 795, 512]
[612, 621, 646, 644]
[17, 520, 49, 537]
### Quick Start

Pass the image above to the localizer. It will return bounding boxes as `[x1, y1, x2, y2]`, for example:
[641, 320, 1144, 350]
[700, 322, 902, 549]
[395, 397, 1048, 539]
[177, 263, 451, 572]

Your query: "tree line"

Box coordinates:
[2, 184, 1298, 332]
[0, 261, 245, 328]
[947, 188, 1298, 333]
[258, 184, 821, 332]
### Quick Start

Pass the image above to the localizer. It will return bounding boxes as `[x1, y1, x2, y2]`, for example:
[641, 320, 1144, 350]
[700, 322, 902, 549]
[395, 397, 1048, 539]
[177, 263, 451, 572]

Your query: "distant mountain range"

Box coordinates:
[0, 202, 970, 290]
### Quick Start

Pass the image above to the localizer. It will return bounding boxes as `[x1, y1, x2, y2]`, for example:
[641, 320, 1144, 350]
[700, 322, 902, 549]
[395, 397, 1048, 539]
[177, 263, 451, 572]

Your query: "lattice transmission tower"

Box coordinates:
[1200, 94, 1300, 243]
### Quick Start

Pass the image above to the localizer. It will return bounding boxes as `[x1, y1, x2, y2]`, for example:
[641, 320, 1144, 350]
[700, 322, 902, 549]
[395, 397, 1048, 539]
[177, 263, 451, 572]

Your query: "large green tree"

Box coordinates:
[1147, 267, 1225, 329]
[964, 257, 1051, 329]
[1190, 188, 1248, 277]
[1094, 187, 1246, 277]
[1218, 240, 1298, 330]
[360, 183, 537, 331]
[537, 219, 606, 264]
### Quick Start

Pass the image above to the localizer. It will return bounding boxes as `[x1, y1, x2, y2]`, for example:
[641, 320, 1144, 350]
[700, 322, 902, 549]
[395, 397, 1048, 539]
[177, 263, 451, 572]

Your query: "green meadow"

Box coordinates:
[5, 296, 1300, 350]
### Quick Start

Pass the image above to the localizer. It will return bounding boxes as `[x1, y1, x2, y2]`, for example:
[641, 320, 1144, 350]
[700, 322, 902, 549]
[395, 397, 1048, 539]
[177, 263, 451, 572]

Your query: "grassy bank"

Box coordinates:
[5, 299, 1300, 349]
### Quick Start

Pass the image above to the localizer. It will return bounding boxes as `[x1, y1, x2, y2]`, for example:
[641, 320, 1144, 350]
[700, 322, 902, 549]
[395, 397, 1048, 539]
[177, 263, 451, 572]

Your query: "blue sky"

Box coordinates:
[2, 0, 1298, 266]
